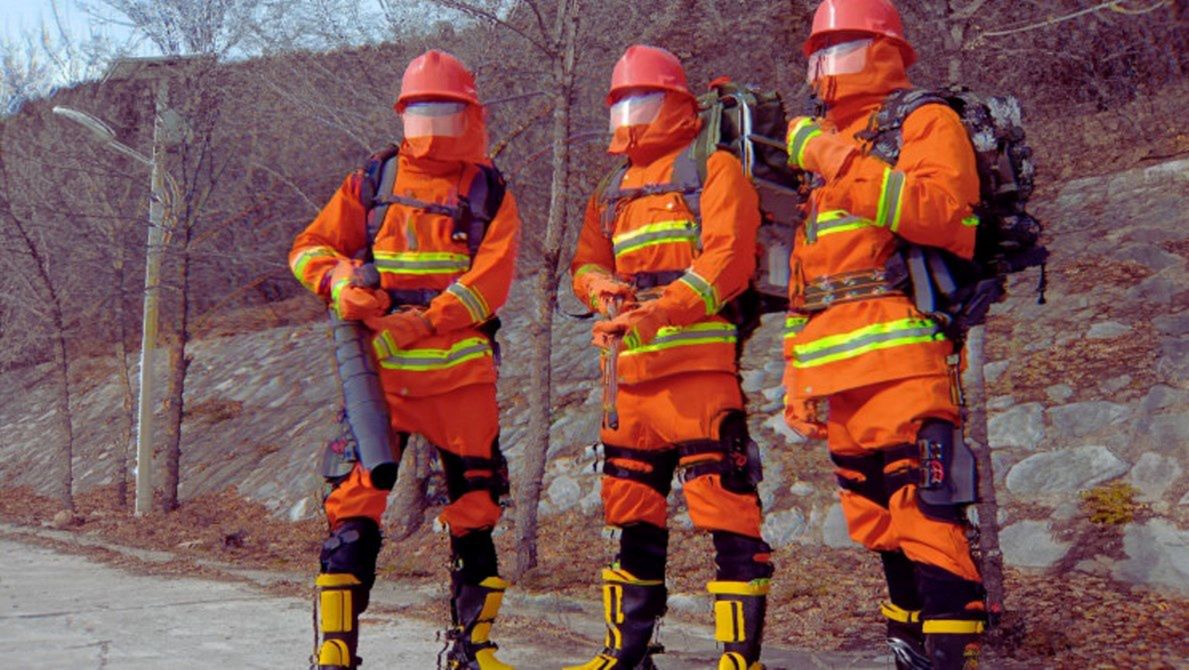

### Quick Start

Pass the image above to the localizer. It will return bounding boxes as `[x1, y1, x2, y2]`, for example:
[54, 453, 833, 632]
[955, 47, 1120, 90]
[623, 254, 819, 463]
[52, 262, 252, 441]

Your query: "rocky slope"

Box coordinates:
[1, 157, 1185, 595]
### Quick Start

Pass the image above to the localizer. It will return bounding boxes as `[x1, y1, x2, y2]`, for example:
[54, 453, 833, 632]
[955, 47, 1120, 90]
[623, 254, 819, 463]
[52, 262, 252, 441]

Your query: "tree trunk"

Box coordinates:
[388, 435, 433, 542]
[49, 298, 76, 514]
[962, 325, 1006, 658]
[113, 253, 134, 509]
[513, 0, 579, 579]
[161, 223, 192, 512]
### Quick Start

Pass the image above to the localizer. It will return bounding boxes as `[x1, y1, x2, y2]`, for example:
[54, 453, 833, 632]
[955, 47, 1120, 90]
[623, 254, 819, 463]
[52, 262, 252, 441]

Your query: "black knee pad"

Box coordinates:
[880, 550, 923, 610]
[320, 517, 381, 610]
[450, 529, 499, 584]
[914, 562, 985, 618]
[617, 522, 669, 582]
[712, 530, 774, 581]
[916, 419, 976, 523]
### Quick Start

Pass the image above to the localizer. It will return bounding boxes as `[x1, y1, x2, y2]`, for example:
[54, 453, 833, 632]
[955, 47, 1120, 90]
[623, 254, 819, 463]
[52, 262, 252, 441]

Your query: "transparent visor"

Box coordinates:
[806, 38, 873, 83]
[608, 91, 665, 131]
[402, 101, 468, 138]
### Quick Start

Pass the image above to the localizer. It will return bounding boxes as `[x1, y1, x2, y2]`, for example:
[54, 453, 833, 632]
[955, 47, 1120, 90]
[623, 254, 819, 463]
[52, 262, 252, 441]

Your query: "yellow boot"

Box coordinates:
[311, 573, 363, 669]
[563, 568, 666, 670]
[709, 579, 769, 670]
[442, 576, 515, 670]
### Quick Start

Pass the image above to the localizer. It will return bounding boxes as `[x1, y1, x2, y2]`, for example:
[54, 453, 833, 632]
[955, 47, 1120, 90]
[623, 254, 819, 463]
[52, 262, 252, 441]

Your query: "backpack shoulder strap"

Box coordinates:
[857, 88, 950, 165]
[596, 159, 630, 238]
[456, 162, 507, 257]
[360, 144, 400, 261]
[671, 144, 704, 226]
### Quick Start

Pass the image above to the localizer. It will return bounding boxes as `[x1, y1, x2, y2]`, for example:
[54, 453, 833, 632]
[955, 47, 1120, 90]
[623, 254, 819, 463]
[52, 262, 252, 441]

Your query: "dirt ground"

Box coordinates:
[3, 484, 1185, 669]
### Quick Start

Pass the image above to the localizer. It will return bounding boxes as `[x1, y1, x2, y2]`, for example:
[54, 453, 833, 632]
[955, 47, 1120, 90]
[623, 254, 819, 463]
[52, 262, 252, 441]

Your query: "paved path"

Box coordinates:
[0, 531, 887, 669]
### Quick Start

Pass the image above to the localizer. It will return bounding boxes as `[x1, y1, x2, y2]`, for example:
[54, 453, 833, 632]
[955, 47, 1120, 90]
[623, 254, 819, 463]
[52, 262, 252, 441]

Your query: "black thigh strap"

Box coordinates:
[602, 443, 679, 496]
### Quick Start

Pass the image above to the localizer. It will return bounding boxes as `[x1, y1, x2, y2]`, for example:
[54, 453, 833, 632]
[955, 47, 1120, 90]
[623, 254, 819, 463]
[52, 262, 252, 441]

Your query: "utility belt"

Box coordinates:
[801, 268, 904, 312]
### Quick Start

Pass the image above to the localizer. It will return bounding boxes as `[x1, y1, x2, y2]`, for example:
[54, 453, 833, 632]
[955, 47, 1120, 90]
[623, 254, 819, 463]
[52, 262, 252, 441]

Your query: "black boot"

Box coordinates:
[917, 563, 985, 670]
[709, 579, 768, 669]
[312, 518, 381, 670]
[564, 568, 666, 670]
[880, 551, 928, 670]
[442, 574, 514, 669]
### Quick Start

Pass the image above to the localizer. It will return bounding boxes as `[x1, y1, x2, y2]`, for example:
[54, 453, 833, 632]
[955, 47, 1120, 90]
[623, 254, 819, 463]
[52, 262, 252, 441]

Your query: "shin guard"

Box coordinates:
[708, 579, 768, 670]
[917, 564, 985, 670]
[312, 573, 364, 669]
[564, 568, 666, 670]
[443, 575, 514, 670]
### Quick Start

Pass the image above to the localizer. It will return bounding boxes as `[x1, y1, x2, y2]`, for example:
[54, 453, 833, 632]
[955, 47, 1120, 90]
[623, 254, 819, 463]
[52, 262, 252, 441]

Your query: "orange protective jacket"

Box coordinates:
[783, 38, 980, 402]
[571, 94, 760, 384]
[290, 143, 520, 397]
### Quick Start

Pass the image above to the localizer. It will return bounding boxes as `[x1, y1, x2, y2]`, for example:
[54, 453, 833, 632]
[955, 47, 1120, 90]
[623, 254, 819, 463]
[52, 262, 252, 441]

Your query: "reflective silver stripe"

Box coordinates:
[375, 337, 492, 371]
[793, 319, 942, 368]
[612, 221, 699, 257]
[678, 270, 719, 315]
[877, 169, 907, 231]
[446, 282, 489, 322]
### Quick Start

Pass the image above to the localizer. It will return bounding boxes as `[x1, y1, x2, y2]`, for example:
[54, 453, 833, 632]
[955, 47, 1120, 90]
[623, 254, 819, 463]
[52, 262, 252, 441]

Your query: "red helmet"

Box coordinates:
[605, 45, 691, 106]
[804, 0, 916, 66]
[395, 50, 480, 112]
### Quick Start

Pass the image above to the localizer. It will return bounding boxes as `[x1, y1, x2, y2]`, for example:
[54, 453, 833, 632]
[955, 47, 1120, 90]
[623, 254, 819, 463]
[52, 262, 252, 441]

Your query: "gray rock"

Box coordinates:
[1156, 338, 1189, 389]
[788, 481, 814, 497]
[821, 503, 854, 548]
[1141, 386, 1189, 414]
[1147, 413, 1189, 453]
[1108, 243, 1185, 272]
[762, 508, 808, 548]
[987, 395, 1015, 411]
[1045, 384, 1075, 404]
[999, 520, 1070, 568]
[1126, 453, 1183, 502]
[1047, 402, 1130, 439]
[984, 361, 1009, 385]
[1005, 445, 1129, 496]
[762, 414, 806, 445]
[1114, 520, 1189, 594]
[546, 474, 582, 512]
[740, 369, 766, 393]
[1098, 374, 1132, 395]
[1086, 321, 1133, 339]
[990, 450, 1018, 487]
[758, 459, 784, 510]
[1126, 269, 1188, 305]
[1152, 313, 1189, 337]
[988, 402, 1045, 450]
[666, 593, 707, 615]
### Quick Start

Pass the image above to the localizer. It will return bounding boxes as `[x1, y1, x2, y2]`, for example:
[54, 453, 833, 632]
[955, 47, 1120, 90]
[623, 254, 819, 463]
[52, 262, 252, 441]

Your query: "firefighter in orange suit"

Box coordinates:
[289, 50, 519, 670]
[565, 45, 773, 670]
[782, 2, 985, 668]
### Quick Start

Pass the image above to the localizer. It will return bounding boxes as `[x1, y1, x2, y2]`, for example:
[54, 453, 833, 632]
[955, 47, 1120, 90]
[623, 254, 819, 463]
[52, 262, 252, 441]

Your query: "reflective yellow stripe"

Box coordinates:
[330, 278, 350, 311]
[962, 215, 979, 227]
[446, 282, 490, 323]
[922, 619, 986, 634]
[574, 263, 611, 280]
[787, 117, 822, 169]
[678, 270, 719, 315]
[814, 211, 876, 238]
[612, 220, 698, 257]
[373, 250, 470, 276]
[707, 579, 771, 596]
[291, 246, 336, 287]
[784, 316, 809, 340]
[619, 322, 737, 356]
[880, 601, 921, 624]
[374, 336, 492, 371]
[876, 168, 907, 231]
[791, 317, 943, 368]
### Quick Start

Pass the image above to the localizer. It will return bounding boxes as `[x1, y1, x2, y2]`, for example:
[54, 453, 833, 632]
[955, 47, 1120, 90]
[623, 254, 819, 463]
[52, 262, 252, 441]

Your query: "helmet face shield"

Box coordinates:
[806, 38, 873, 83]
[608, 91, 666, 131]
[402, 101, 468, 138]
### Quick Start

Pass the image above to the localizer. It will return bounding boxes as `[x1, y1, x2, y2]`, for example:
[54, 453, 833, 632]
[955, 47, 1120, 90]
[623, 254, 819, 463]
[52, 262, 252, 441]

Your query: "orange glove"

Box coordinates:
[786, 116, 855, 182]
[329, 260, 391, 320]
[364, 309, 435, 349]
[592, 302, 668, 349]
[584, 273, 635, 316]
[784, 396, 827, 441]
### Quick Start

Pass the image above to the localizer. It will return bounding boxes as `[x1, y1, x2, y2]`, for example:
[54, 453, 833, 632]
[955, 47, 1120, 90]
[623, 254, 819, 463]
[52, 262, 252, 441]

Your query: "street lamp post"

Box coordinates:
[52, 84, 180, 517]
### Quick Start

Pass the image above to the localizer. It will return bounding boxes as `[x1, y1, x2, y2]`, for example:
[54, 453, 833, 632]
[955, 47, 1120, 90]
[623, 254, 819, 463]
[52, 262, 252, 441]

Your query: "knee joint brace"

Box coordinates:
[676, 410, 763, 495]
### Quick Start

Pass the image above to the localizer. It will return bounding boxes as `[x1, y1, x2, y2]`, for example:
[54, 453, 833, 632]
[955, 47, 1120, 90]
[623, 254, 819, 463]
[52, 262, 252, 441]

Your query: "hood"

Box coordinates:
[399, 104, 489, 170]
[608, 92, 702, 165]
[814, 37, 912, 129]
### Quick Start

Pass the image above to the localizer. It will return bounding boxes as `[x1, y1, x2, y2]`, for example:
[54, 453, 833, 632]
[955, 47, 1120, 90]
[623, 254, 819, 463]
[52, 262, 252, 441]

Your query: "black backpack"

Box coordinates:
[858, 87, 1049, 342]
[595, 79, 806, 335]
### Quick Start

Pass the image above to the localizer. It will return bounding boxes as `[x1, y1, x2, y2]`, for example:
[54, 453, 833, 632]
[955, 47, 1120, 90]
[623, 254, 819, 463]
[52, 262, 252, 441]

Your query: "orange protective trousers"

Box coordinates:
[323, 382, 502, 536]
[599, 371, 764, 539]
[827, 374, 981, 583]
